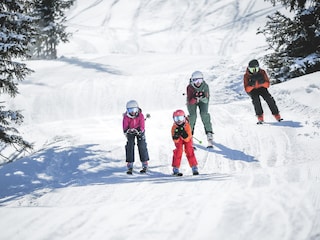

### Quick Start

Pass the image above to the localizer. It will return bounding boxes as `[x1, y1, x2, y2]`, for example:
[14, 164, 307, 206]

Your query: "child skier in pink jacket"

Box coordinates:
[122, 100, 149, 174]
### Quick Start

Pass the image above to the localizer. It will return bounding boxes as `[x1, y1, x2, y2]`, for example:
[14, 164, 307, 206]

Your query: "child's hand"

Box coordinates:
[194, 91, 205, 98]
[181, 129, 188, 139]
[173, 128, 181, 139]
[173, 127, 188, 139]
[173, 127, 182, 139]
[126, 128, 140, 135]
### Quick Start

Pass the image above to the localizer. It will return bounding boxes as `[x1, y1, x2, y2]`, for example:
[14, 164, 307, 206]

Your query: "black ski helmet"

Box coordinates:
[248, 59, 259, 68]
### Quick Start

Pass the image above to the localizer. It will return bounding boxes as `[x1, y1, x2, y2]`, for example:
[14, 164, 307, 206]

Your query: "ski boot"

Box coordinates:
[173, 167, 183, 176]
[140, 161, 148, 173]
[257, 115, 264, 124]
[126, 162, 133, 175]
[206, 132, 214, 148]
[274, 114, 283, 122]
[192, 166, 199, 175]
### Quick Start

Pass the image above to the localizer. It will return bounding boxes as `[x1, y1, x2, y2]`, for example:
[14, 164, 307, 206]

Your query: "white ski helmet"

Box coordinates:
[190, 71, 204, 88]
[126, 100, 139, 109]
[191, 71, 203, 80]
[126, 100, 139, 118]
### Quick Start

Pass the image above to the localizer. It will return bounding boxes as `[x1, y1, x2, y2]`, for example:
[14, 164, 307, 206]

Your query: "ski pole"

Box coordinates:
[145, 113, 151, 120]
[193, 136, 202, 144]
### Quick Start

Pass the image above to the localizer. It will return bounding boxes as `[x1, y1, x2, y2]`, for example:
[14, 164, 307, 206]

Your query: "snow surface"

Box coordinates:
[1, 0, 320, 240]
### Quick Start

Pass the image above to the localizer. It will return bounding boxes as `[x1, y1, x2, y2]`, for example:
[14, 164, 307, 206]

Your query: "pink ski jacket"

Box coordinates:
[122, 110, 145, 133]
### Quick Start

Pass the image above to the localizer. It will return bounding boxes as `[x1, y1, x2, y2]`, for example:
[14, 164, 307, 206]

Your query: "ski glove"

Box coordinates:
[181, 129, 188, 139]
[173, 126, 188, 139]
[173, 128, 181, 140]
[125, 129, 141, 136]
[194, 91, 205, 98]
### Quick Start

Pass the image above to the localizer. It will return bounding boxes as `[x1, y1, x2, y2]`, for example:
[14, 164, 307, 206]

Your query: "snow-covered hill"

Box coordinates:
[1, 1, 320, 240]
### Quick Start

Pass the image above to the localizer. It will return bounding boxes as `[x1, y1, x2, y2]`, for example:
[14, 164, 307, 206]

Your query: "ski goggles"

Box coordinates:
[127, 107, 139, 114]
[174, 115, 185, 122]
[191, 78, 203, 84]
[248, 67, 259, 73]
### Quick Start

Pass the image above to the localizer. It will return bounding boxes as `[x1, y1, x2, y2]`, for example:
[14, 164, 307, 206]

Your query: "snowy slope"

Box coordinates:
[1, 0, 320, 240]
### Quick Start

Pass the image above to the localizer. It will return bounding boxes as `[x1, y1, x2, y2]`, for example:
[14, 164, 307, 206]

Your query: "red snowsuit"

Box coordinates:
[171, 121, 198, 168]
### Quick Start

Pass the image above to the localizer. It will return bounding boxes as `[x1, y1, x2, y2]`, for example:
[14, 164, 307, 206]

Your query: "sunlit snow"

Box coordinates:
[0, 1, 319, 240]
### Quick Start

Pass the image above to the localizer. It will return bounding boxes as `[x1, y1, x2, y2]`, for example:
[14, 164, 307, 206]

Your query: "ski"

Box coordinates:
[257, 119, 284, 125]
[173, 172, 183, 176]
[172, 172, 200, 176]
[126, 169, 148, 174]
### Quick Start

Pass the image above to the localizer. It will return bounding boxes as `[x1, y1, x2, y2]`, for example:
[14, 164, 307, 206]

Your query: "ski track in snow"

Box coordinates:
[1, 0, 320, 240]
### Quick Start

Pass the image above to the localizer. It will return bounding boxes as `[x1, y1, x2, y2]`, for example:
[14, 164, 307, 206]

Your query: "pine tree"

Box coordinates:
[0, 1, 35, 160]
[258, 0, 320, 81]
[30, 0, 75, 59]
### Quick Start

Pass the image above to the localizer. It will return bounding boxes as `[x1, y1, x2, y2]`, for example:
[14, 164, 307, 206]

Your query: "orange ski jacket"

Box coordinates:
[243, 68, 270, 93]
[171, 121, 193, 144]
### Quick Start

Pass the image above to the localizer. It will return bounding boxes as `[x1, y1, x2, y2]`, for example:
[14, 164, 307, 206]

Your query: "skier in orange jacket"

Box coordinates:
[243, 59, 282, 124]
[171, 109, 199, 176]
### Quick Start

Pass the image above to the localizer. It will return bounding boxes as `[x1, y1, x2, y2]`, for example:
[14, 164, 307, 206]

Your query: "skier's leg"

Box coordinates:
[184, 140, 199, 174]
[187, 103, 197, 134]
[125, 134, 135, 169]
[250, 90, 263, 116]
[137, 132, 149, 168]
[260, 88, 280, 115]
[198, 101, 213, 134]
[172, 140, 183, 169]
[184, 140, 198, 167]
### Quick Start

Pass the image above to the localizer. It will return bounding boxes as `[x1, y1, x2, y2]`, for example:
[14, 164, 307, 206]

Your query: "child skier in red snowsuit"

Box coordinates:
[171, 109, 199, 176]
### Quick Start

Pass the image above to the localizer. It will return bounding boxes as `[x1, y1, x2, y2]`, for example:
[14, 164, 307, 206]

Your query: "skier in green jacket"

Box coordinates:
[186, 71, 214, 148]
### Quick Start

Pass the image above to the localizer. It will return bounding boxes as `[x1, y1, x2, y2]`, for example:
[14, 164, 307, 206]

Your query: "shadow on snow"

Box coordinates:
[0, 144, 229, 205]
[195, 142, 258, 162]
[267, 120, 303, 128]
[58, 56, 124, 75]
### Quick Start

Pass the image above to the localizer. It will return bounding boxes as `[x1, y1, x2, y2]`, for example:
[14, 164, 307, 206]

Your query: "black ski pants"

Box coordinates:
[125, 132, 149, 163]
[248, 87, 279, 116]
